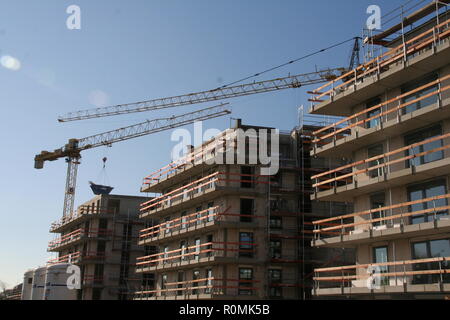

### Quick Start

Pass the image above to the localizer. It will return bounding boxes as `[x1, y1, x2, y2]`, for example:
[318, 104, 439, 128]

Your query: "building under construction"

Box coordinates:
[133, 119, 353, 300]
[310, 0, 450, 299]
[47, 194, 149, 300]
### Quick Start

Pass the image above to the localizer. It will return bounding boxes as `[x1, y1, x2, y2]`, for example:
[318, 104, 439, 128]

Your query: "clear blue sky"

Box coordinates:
[0, 0, 407, 288]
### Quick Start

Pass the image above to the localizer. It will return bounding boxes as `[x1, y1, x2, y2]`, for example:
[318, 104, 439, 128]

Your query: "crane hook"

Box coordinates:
[102, 157, 107, 168]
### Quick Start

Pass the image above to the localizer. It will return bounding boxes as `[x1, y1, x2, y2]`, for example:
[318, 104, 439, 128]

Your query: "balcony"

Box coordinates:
[139, 206, 262, 245]
[139, 171, 270, 218]
[135, 241, 259, 272]
[48, 228, 112, 251]
[313, 256, 450, 296]
[134, 278, 260, 300]
[309, 18, 450, 116]
[141, 133, 231, 193]
[311, 133, 450, 201]
[312, 194, 450, 247]
[310, 74, 450, 157]
[50, 206, 116, 233]
[47, 251, 108, 265]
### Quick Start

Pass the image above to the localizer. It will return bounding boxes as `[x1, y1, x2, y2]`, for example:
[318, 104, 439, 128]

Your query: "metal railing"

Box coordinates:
[312, 132, 450, 191]
[314, 256, 450, 291]
[309, 17, 450, 104]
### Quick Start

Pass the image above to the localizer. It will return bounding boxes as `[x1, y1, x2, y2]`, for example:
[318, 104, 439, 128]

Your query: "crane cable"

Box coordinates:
[217, 36, 358, 89]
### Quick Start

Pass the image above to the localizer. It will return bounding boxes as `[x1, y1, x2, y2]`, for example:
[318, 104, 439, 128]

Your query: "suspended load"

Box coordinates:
[89, 181, 113, 195]
[89, 157, 113, 195]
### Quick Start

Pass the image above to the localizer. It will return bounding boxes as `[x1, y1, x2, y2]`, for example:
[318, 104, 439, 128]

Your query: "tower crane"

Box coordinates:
[35, 103, 231, 218]
[58, 68, 344, 122]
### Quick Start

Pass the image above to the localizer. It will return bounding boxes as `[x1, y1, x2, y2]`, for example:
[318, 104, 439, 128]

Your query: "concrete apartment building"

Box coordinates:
[309, 1, 450, 299]
[47, 194, 149, 300]
[133, 120, 353, 300]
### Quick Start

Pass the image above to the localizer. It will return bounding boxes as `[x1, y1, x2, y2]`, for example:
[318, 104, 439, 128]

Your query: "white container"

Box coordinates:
[44, 263, 78, 300]
[31, 266, 47, 300]
[21, 269, 35, 300]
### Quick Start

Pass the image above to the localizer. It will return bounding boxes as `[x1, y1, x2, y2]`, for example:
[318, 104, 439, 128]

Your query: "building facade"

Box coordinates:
[310, 1, 450, 299]
[48, 194, 148, 300]
[134, 120, 352, 300]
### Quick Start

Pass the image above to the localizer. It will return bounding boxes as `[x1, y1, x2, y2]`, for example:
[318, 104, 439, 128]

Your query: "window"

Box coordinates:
[401, 73, 438, 114]
[279, 143, 292, 159]
[99, 218, 108, 231]
[373, 246, 389, 286]
[196, 206, 202, 225]
[94, 264, 104, 284]
[164, 216, 171, 234]
[366, 97, 382, 129]
[96, 240, 106, 254]
[192, 270, 200, 294]
[207, 202, 215, 222]
[205, 269, 212, 294]
[408, 179, 448, 224]
[240, 198, 254, 222]
[180, 241, 187, 261]
[206, 234, 213, 258]
[268, 269, 282, 298]
[412, 239, 450, 284]
[269, 269, 282, 283]
[194, 238, 201, 260]
[269, 216, 282, 229]
[163, 246, 169, 264]
[241, 166, 255, 188]
[107, 199, 120, 213]
[177, 272, 185, 296]
[368, 144, 384, 178]
[142, 273, 155, 289]
[239, 268, 254, 295]
[181, 211, 187, 229]
[269, 240, 282, 259]
[370, 192, 386, 227]
[161, 274, 168, 294]
[404, 125, 443, 168]
[239, 232, 254, 258]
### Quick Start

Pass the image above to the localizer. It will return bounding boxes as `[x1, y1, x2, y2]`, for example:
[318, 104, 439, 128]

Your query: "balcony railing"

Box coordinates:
[139, 206, 263, 242]
[311, 74, 450, 149]
[48, 228, 112, 250]
[142, 138, 226, 188]
[140, 172, 270, 213]
[314, 257, 450, 292]
[312, 132, 450, 192]
[50, 206, 116, 232]
[47, 251, 107, 265]
[313, 193, 450, 240]
[134, 277, 260, 299]
[309, 18, 450, 104]
[136, 242, 257, 270]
